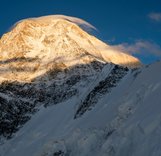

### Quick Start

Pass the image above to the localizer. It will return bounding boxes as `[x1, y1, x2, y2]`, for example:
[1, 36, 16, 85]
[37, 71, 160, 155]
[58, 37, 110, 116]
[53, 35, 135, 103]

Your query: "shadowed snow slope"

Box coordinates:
[0, 59, 160, 156]
[0, 15, 141, 82]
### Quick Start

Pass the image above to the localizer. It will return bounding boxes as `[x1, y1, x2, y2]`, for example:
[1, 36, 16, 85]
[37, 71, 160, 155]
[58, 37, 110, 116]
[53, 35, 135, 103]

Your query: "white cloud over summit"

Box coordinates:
[11, 15, 97, 33]
[34, 15, 97, 31]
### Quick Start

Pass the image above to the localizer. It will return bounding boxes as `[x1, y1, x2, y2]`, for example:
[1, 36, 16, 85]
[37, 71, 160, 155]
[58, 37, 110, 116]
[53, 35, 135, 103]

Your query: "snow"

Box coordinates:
[0, 60, 161, 156]
[0, 15, 160, 156]
[0, 15, 141, 83]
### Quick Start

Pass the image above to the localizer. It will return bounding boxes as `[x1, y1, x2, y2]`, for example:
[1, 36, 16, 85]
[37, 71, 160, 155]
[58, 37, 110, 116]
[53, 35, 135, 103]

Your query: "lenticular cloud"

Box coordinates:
[9, 15, 97, 33]
[33, 15, 97, 32]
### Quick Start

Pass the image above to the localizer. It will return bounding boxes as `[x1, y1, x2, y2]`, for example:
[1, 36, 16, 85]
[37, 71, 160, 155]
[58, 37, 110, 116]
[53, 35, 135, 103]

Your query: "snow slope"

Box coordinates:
[0, 61, 161, 156]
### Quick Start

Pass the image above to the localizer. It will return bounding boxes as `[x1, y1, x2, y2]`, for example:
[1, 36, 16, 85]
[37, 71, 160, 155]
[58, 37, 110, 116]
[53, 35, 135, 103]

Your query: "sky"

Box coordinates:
[0, 0, 161, 64]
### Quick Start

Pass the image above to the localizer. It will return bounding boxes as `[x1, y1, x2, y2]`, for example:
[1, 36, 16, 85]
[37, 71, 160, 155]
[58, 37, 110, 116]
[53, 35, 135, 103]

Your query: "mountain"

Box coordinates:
[0, 15, 141, 82]
[0, 15, 160, 156]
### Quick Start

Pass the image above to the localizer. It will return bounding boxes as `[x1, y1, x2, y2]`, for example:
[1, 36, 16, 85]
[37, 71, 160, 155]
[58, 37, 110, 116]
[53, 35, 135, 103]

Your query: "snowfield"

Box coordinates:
[0, 61, 161, 156]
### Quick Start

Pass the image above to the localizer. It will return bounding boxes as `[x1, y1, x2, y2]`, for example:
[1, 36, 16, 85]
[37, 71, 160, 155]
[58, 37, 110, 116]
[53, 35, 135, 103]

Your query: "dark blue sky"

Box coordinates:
[1, 0, 161, 64]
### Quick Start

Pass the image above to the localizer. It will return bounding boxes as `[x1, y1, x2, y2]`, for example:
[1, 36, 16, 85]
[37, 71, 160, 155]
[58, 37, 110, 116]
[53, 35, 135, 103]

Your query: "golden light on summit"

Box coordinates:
[0, 15, 141, 83]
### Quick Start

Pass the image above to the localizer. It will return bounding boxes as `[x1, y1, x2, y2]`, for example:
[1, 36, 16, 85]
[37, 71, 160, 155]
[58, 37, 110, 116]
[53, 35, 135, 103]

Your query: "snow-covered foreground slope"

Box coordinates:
[0, 60, 161, 156]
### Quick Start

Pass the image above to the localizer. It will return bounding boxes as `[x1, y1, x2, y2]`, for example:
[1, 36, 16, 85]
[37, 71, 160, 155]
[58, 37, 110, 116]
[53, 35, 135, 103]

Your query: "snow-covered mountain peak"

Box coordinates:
[0, 15, 141, 82]
[0, 15, 161, 156]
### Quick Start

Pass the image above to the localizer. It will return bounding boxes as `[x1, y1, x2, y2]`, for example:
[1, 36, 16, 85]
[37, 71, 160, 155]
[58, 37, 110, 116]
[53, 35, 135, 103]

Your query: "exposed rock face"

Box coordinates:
[0, 61, 106, 139]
